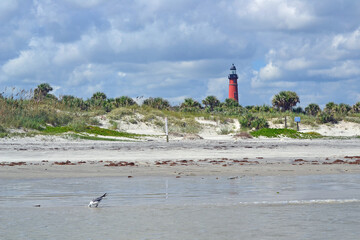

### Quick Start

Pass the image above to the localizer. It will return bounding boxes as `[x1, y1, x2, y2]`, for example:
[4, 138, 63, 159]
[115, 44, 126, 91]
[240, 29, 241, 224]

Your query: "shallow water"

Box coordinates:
[1, 174, 360, 239]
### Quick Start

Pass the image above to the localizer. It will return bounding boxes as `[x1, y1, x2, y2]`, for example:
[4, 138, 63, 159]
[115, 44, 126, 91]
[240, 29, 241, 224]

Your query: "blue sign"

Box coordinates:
[294, 117, 301, 122]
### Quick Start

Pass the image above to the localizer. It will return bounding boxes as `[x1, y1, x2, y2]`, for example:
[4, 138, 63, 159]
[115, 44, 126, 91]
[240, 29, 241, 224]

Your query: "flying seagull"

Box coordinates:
[88, 193, 107, 208]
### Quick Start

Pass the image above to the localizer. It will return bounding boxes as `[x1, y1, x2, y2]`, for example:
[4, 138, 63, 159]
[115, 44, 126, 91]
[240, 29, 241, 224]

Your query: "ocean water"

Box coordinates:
[1, 174, 360, 240]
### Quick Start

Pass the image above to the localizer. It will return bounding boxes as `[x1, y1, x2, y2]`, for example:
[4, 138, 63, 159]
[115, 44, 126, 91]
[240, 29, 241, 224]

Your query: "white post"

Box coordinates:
[165, 117, 169, 142]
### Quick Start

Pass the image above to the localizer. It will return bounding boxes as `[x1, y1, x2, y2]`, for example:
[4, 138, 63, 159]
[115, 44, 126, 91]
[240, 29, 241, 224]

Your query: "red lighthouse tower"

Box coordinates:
[228, 64, 238, 102]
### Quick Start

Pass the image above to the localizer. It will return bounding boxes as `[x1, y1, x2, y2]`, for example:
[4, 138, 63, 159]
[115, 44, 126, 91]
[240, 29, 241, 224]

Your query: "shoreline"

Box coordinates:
[0, 162, 359, 179]
[1, 137, 360, 179]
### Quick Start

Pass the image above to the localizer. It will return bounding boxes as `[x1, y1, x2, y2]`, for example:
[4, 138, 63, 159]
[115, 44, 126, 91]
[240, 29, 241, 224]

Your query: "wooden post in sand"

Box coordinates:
[294, 117, 301, 131]
[165, 117, 169, 142]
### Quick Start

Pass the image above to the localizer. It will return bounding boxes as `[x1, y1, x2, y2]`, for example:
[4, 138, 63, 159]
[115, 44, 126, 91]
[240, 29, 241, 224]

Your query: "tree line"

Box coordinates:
[1, 83, 359, 130]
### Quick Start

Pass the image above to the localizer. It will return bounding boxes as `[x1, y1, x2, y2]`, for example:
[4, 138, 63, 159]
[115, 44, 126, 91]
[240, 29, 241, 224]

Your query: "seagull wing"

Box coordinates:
[93, 193, 107, 202]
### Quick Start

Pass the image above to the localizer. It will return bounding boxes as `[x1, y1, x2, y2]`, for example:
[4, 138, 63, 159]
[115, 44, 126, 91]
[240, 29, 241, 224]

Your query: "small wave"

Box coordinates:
[239, 199, 360, 206]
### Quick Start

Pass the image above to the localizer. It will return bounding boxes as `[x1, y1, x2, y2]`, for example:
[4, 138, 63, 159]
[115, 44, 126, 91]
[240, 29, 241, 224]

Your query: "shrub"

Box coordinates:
[218, 126, 233, 135]
[292, 106, 304, 114]
[251, 117, 269, 130]
[108, 108, 135, 120]
[317, 112, 338, 124]
[0, 124, 6, 133]
[68, 120, 87, 132]
[239, 113, 269, 130]
[239, 113, 254, 128]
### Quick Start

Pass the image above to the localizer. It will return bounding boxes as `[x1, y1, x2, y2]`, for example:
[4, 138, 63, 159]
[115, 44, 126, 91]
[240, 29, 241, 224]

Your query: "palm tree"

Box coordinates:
[202, 95, 220, 112]
[338, 103, 351, 115]
[222, 98, 240, 108]
[180, 98, 202, 112]
[272, 91, 300, 111]
[352, 102, 360, 113]
[181, 98, 201, 108]
[143, 97, 170, 110]
[90, 92, 107, 107]
[324, 102, 338, 114]
[34, 83, 53, 100]
[272, 91, 300, 128]
[305, 103, 321, 116]
[91, 92, 107, 101]
[114, 96, 137, 107]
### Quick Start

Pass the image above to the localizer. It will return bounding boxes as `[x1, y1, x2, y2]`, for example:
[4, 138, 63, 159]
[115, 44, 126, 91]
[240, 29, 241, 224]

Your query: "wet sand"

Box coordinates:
[0, 137, 359, 179]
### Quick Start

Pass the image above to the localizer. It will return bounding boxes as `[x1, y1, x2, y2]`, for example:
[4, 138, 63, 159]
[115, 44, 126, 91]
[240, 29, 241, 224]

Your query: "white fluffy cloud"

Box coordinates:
[235, 0, 316, 30]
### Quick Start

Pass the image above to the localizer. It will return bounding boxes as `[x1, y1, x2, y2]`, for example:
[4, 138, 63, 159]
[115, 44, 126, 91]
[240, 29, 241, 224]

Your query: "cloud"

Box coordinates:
[283, 58, 312, 71]
[235, 0, 316, 30]
[309, 61, 360, 79]
[259, 62, 282, 80]
[206, 77, 227, 100]
[2, 38, 52, 78]
[0, 0, 359, 106]
[332, 28, 360, 51]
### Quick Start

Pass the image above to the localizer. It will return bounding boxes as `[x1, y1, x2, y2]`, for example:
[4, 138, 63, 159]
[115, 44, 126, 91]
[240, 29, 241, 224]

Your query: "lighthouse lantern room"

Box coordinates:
[228, 64, 239, 102]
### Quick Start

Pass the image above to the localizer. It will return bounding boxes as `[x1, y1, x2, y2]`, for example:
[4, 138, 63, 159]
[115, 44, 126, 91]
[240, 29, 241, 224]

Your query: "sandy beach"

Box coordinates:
[1, 136, 359, 179]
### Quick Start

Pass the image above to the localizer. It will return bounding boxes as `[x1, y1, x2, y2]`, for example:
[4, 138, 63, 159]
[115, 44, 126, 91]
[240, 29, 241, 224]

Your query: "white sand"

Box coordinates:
[1, 117, 360, 179]
[1, 136, 359, 179]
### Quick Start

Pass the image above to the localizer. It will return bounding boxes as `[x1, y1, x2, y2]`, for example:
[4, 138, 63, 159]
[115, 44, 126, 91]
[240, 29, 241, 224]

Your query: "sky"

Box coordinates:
[0, 0, 360, 108]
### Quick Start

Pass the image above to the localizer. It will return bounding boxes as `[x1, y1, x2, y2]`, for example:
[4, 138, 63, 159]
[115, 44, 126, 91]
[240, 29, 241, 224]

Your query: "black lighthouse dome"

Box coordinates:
[228, 64, 238, 79]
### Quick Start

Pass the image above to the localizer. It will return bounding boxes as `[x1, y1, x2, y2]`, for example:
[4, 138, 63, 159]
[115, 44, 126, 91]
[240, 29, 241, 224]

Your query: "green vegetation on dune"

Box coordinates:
[0, 83, 359, 139]
[250, 128, 322, 139]
[42, 126, 145, 139]
[67, 134, 130, 141]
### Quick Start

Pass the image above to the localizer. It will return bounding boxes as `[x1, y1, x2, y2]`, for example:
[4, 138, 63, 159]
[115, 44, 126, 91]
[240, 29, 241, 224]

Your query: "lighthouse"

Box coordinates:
[228, 64, 238, 102]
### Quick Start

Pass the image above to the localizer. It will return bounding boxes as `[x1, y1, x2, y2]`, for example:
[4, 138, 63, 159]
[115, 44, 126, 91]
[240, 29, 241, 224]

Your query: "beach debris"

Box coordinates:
[53, 160, 75, 165]
[294, 159, 306, 162]
[345, 156, 360, 159]
[104, 161, 136, 167]
[228, 176, 239, 180]
[0, 162, 27, 166]
[88, 193, 107, 208]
